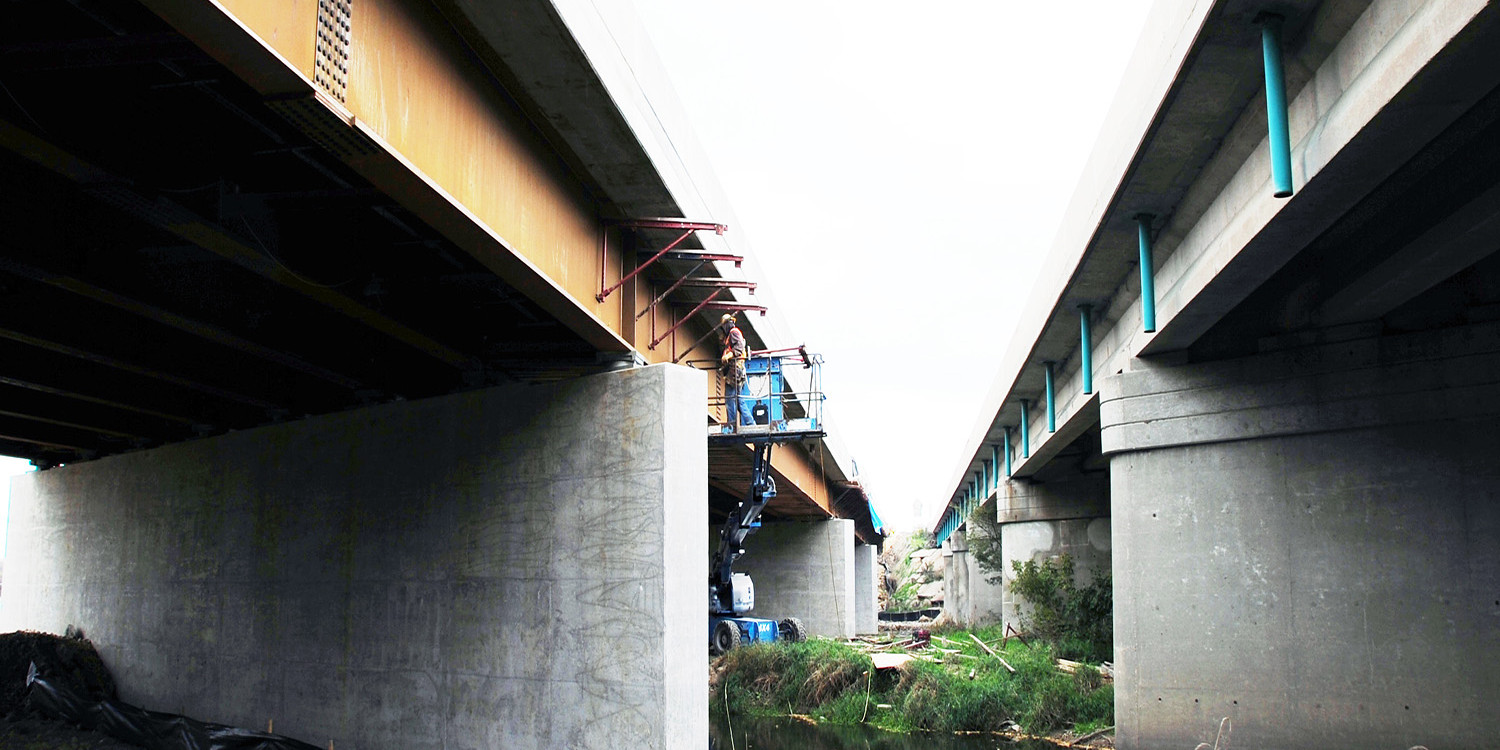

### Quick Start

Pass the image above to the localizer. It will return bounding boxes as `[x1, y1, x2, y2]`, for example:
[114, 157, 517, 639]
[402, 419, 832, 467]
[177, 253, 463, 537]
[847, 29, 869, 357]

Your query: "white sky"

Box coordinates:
[0, 456, 33, 559]
[631, 1, 1154, 532]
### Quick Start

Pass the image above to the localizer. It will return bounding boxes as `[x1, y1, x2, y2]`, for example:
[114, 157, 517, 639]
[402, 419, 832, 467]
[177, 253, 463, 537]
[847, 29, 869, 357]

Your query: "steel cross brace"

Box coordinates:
[598, 218, 726, 302]
[634, 263, 758, 322]
[650, 288, 724, 349]
[668, 301, 770, 362]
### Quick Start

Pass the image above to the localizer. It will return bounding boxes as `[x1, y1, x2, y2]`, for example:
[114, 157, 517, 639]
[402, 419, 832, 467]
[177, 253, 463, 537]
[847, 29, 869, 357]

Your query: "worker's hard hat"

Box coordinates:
[720, 313, 737, 326]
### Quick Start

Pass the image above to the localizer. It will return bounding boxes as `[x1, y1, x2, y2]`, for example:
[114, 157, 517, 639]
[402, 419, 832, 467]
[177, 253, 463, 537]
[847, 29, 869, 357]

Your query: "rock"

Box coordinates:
[916, 580, 945, 601]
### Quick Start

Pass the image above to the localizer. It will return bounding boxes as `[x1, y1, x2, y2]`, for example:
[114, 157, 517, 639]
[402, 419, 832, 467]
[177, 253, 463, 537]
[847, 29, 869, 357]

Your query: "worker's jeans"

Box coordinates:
[727, 382, 753, 427]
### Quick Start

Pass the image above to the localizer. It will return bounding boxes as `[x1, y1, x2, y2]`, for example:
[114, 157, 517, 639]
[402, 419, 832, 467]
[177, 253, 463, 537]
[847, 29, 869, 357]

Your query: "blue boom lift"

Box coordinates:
[707, 348, 824, 654]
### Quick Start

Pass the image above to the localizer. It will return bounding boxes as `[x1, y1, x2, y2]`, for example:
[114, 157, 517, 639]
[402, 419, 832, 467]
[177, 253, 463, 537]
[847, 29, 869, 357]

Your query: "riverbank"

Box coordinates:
[710, 625, 1113, 745]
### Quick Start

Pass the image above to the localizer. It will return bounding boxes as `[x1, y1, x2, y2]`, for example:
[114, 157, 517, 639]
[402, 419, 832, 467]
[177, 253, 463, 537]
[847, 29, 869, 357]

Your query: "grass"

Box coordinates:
[710, 624, 1113, 736]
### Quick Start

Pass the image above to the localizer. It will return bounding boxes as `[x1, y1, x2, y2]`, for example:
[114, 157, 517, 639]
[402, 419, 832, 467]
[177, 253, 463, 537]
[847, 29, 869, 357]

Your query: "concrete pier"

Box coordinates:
[1103, 322, 1500, 749]
[734, 519, 856, 638]
[1, 364, 706, 749]
[854, 543, 878, 635]
[940, 527, 1003, 627]
[994, 473, 1111, 634]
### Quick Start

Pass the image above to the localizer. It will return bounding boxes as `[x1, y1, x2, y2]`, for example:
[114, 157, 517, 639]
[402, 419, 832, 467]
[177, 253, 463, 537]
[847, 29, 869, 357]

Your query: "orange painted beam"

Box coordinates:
[136, 0, 726, 360]
[767, 442, 833, 517]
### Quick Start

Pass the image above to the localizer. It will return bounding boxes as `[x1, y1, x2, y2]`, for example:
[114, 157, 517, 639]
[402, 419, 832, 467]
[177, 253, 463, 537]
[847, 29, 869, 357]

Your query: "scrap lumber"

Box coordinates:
[871, 653, 915, 670]
[969, 633, 1016, 673]
[1070, 725, 1115, 747]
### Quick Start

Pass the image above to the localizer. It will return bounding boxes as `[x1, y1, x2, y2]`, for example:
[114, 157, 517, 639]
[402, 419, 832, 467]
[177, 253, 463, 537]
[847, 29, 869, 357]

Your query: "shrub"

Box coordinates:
[1010, 554, 1113, 662]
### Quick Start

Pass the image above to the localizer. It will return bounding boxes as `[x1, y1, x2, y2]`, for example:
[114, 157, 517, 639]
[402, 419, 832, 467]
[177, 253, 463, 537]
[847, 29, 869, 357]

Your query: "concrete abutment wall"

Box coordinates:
[1, 364, 707, 750]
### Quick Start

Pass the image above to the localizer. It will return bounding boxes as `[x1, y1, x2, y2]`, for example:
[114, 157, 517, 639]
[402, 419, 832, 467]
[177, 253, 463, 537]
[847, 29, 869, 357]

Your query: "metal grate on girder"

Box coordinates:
[314, 0, 352, 103]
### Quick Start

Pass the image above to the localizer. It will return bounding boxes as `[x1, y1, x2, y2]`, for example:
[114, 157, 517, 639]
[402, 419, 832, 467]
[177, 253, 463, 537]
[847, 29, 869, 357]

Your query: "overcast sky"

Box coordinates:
[630, 1, 1155, 532]
[0, 456, 32, 559]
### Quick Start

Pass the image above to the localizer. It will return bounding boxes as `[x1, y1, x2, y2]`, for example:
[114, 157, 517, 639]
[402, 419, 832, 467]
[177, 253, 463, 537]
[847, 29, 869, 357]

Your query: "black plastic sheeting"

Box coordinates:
[876, 608, 942, 622]
[26, 661, 321, 750]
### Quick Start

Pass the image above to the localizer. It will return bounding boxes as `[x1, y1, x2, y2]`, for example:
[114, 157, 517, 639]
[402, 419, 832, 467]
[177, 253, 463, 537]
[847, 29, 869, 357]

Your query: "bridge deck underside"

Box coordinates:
[0, 1, 608, 466]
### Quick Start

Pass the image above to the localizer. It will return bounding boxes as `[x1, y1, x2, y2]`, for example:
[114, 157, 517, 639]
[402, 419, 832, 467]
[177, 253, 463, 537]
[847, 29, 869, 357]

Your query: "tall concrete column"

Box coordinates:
[941, 533, 969, 623]
[942, 522, 1007, 627]
[1, 364, 707, 750]
[853, 543, 878, 635]
[1101, 322, 1500, 750]
[735, 519, 856, 638]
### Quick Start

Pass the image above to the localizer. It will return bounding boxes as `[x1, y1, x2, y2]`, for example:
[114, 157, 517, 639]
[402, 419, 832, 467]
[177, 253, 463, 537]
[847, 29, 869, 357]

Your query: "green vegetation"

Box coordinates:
[965, 498, 1006, 585]
[1009, 555, 1112, 663]
[710, 626, 1113, 737]
[967, 502, 1114, 662]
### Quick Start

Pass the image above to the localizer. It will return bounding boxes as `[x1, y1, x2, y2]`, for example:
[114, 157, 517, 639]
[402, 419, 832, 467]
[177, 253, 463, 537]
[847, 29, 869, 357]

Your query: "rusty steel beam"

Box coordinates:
[0, 407, 149, 442]
[136, 0, 647, 357]
[0, 415, 116, 453]
[0, 379, 189, 437]
[0, 373, 197, 426]
[0, 327, 285, 411]
[0, 117, 478, 371]
[0, 253, 369, 391]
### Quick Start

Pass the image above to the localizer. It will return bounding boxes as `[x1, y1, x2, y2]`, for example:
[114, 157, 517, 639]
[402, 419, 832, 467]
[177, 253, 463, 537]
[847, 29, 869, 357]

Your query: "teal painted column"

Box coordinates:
[1020, 400, 1031, 458]
[990, 445, 1000, 490]
[1079, 305, 1093, 394]
[1260, 13, 1294, 198]
[1003, 428, 1012, 476]
[1044, 362, 1056, 433]
[1137, 214, 1156, 333]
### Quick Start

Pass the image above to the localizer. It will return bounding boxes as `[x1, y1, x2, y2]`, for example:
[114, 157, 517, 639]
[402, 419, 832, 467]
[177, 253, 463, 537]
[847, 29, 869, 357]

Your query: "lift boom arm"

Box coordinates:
[710, 440, 775, 611]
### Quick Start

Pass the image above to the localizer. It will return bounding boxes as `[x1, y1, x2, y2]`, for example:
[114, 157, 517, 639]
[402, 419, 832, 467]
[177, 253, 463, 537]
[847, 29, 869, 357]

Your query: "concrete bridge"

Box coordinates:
[0, 2, 879, 748]
[933, 1, 1499, 747]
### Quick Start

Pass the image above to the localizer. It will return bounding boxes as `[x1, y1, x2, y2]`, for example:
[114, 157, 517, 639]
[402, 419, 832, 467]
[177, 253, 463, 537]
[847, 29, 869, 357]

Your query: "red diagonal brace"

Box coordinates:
[672, 305, 772, 364]
[649, 288, 724, 349]
[598, 219, 727, 302]
[636, 260, 707, 321]
[697, 301, 767, 315]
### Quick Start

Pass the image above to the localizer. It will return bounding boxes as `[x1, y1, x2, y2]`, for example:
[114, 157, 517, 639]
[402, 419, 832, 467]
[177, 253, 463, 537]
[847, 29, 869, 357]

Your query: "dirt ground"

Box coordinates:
[0, 714, 142, 750]
[0, 631, 142, 749]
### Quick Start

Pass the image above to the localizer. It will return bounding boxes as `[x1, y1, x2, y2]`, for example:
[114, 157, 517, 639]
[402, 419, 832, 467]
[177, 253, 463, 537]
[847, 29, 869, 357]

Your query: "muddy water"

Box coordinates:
[710, 715, 1056, 750]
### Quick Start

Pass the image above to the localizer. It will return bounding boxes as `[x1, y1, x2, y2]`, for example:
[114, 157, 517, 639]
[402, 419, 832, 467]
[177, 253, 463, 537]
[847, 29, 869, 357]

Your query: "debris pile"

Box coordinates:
[0, 629, 323, 750]
[843, 628, 1115, 684]
[0, 630, 116, 717]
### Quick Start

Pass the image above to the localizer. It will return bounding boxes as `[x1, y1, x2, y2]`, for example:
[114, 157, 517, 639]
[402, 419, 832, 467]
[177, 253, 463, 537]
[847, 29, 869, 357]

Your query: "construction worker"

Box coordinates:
[719, 313, 750, 430]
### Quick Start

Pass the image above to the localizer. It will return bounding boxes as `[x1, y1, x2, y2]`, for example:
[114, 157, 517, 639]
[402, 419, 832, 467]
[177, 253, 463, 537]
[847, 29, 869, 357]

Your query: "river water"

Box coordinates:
[710, 715, 1057, 750]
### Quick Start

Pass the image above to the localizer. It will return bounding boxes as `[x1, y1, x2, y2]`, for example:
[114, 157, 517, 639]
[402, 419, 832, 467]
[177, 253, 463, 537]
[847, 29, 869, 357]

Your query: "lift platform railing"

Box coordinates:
[703, 350, 825, 440]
